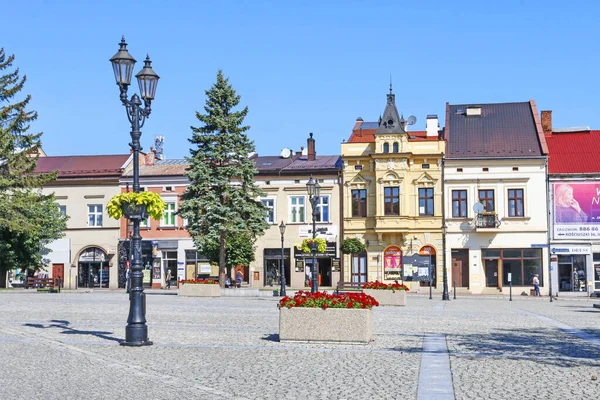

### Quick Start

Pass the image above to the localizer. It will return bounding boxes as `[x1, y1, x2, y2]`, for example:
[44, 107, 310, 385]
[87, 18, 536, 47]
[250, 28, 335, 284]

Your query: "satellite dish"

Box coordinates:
[407, 115, 417, 125]
[280, 148, 292, 159]
[473, 202, 485, 213]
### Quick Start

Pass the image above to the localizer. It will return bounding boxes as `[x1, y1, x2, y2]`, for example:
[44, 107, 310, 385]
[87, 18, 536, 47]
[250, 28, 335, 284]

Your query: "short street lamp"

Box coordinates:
[442, 224, 450, 301]
[279, 221, 287, 297]
[306, 176, 321, 293]
[110, 37, 160, 346]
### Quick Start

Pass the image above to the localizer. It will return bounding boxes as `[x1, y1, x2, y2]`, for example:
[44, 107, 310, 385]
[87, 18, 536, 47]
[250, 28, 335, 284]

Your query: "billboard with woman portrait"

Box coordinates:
[553, 182, 600, 239]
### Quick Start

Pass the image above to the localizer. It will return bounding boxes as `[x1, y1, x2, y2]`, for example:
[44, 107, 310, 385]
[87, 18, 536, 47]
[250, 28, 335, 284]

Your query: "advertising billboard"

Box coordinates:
[553, 182, 600, 239]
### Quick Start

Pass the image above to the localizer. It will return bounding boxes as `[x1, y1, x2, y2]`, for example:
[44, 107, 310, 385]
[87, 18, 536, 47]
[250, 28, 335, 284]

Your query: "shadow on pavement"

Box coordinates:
[24, 319, 121, 343]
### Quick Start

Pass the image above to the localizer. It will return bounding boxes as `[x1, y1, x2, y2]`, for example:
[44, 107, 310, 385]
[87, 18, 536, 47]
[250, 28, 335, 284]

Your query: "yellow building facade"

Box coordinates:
[340, 91, 446, 290]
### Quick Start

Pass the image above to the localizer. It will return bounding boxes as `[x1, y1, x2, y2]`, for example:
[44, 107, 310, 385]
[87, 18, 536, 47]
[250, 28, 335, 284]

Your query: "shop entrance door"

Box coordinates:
[52, 264, 64, 288]
[485, 259, 498, 287]
[351, 254, 367, 283]
[319, 258, 332, 287]
[451, 250, 469, 288]
[558, 262, 574, 291]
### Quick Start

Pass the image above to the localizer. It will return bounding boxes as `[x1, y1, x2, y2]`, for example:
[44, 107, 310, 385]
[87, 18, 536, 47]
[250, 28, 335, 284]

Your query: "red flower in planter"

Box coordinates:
[362, 280, 409, 291]
[278, 290, 379, 310]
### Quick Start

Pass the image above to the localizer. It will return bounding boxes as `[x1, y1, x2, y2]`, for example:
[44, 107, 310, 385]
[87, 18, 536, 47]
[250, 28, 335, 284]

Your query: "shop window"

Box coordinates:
[500, 248, 542, 286]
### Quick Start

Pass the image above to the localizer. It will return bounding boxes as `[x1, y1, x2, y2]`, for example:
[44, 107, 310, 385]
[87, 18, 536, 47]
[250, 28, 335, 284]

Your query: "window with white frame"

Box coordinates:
[88, 205, 103, 227]
[162, 202, 176, 226]
[261, 198, 275, 224]
[289, 196, 305, 223]
[315, 196, 330, 222]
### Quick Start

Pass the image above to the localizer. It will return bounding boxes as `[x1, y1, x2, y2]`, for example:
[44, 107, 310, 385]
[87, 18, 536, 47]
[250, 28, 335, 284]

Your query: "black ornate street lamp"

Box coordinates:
[110, 37, 159, 346]
[442, 224, 450, 301]
[306, 176, 321, 293]
[279, 221, 286, 297]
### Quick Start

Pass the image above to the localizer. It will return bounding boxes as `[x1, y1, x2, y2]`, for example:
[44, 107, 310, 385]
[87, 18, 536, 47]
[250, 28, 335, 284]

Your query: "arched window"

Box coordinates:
[383, 143, 389, 153]
[393, 142, 399, 153]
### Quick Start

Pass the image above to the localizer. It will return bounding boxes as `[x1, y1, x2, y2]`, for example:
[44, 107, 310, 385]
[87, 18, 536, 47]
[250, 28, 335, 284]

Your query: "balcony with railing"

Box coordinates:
[475, 212, 501, 229]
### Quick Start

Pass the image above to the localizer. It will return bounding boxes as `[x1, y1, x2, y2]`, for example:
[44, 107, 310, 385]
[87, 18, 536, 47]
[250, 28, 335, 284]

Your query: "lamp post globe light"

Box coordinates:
[306, 176, 321, 293]
[279, 221, 287, 297]
[442, 224, 450, 301]
[110, 37, 160, 346]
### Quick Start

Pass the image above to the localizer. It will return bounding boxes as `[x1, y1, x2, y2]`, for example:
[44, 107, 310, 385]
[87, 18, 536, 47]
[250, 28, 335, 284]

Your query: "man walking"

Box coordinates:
[166, 269, 172, 289]
[532, 274, 541, 297]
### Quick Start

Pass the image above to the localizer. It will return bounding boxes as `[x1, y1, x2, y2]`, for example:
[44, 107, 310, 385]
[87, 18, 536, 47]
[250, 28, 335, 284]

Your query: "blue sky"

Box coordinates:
[4, 0, 600, 159]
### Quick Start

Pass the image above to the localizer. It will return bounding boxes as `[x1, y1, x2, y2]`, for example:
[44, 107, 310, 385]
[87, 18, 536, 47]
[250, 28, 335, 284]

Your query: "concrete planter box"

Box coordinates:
[179, 284, 221, 297]
[279, 307, 372, 343]
[363, 289, 407, 306]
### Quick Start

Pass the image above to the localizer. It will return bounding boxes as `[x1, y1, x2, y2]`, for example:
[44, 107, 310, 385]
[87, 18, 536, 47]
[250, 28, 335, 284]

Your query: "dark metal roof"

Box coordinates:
[375, 92, 406, 135]
[446, 102, 543, 158]
[254, 155, 341, 174]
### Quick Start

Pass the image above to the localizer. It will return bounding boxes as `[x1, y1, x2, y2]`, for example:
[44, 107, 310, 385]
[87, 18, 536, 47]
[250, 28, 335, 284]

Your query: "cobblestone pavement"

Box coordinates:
[0, 291, 599, 399]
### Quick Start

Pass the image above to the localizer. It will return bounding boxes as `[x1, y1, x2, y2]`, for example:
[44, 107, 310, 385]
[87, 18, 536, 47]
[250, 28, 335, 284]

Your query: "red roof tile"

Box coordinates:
[546, 130, 600, 174]
[348, 121, 434, 143]
[35, 154, 131, 178]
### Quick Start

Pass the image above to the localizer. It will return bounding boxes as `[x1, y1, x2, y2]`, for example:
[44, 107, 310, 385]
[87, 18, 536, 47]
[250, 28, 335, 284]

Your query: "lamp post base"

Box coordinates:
[121, 325, 153, 346]
[120, 340, 153, 347]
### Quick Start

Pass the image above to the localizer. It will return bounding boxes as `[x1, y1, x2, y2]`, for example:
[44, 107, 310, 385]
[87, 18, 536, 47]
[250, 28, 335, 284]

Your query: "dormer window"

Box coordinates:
[387, 119, 394, 126]
[383, 143, 390, 153]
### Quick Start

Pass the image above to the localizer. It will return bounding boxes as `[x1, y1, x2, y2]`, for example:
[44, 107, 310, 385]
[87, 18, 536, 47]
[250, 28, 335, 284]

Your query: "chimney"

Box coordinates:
[145, 148, 156, 166]
[307, 132, 316, 161]
[541, 110, 552, 133]
[426, 115, 439, 137]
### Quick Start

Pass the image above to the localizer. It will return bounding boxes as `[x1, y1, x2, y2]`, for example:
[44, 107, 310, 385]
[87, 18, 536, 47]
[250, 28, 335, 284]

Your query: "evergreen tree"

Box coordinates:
[0, 48, 68, 281]
[179, 70, 268, 287]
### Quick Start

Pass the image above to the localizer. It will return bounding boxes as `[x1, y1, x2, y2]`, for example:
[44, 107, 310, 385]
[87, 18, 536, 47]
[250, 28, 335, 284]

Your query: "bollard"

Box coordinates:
[453, 280, 456, 300]
[429, 280, 432, 300]
[509, 281, 512, 301]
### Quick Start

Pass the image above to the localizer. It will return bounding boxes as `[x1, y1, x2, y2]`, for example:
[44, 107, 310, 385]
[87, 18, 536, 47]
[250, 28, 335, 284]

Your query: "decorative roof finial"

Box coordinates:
[389, 74, 393, 94]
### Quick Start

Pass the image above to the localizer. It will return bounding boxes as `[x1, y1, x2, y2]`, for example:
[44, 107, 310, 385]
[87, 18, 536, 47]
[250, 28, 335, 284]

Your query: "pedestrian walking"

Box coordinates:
[166, 269, 172, 289]
[532, 274, 541, 297]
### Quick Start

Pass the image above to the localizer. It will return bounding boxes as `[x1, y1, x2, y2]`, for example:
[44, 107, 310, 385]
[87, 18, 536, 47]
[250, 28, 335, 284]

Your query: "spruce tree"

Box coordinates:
[0, 48, 67, 281]
[179, 70, 268, 287]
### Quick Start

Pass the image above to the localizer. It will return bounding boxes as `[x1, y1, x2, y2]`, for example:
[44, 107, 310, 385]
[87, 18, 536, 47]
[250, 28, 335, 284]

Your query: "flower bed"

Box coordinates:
[179, 279, 221, 297]
[362, 281, 408, 306]
[278, 291, 377, 343]
[362, 281, 409, 291]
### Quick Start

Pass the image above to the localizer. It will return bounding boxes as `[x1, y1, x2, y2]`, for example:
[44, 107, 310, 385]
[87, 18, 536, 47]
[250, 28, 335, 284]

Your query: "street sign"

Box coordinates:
[531, 244, 548, 248]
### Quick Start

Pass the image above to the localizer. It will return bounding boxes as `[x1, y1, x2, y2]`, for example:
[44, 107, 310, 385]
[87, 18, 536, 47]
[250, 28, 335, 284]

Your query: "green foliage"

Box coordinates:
[0, 192, 68, 272]
[300, 238, 327, 253]
[179, 70, 268, 286]
[340, 238, 366, 255]
[107, 191, 166, 220]
[201, 232, 256, 271]
[0, 48, 67, 275]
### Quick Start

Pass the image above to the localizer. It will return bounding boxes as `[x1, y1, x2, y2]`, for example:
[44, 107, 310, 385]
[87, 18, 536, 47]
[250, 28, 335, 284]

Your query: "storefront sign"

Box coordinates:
[550, 245, 591, 255]
[295, 260, 305, 272]
[294, 242, 336, 258]
[143, 270, 151, 284]
[383, 245, 402, 280]
[332, 258, 340, 272]
[553, 182, 600, 239]
[298, 225, 338, 240]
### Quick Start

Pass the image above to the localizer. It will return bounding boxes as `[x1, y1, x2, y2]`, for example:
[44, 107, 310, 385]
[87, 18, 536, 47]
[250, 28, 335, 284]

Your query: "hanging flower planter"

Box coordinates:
[107, 191, 166, 220]
[122, 203, 149, 220]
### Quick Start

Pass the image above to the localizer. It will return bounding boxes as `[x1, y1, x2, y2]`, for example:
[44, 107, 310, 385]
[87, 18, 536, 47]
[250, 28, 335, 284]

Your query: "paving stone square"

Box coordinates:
[0, 291, 599, 399]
